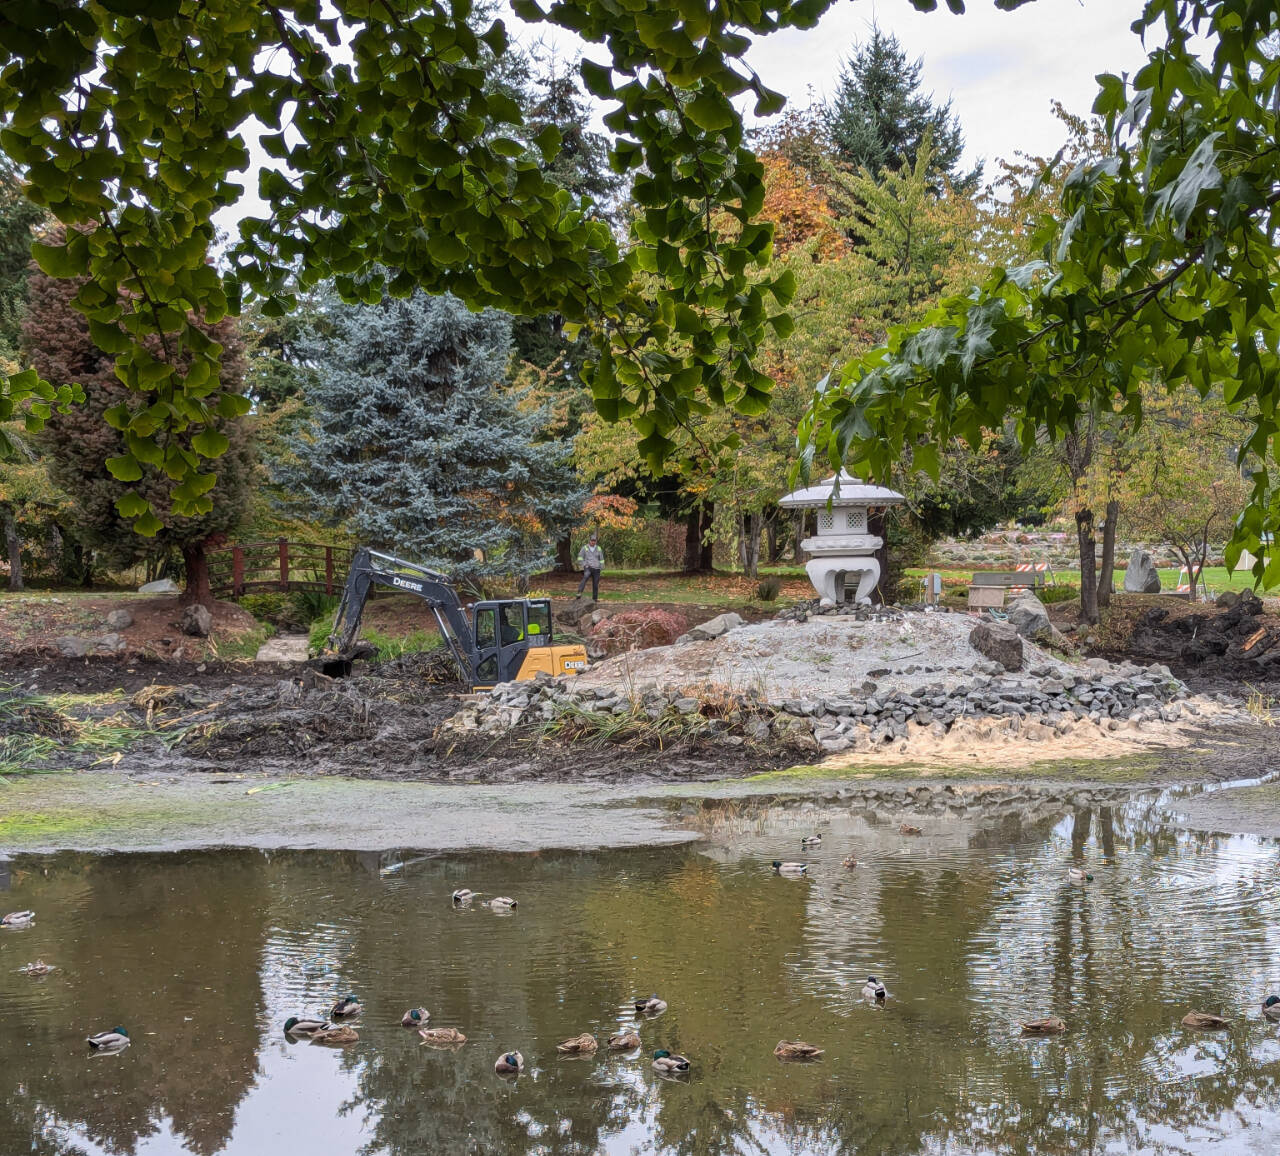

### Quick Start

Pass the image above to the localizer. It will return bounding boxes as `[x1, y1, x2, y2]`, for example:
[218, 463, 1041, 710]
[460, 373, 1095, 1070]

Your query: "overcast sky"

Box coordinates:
[741, 0, 1154, 171]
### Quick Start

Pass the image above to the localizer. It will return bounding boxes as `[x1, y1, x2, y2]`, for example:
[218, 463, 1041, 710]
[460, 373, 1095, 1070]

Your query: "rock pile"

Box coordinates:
[443, 658, 1195, 754]
[773, 599, 905, 624]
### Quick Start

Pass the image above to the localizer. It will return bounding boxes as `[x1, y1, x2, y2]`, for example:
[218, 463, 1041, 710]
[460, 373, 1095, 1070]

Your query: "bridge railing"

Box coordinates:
[208, 540, 355, 598]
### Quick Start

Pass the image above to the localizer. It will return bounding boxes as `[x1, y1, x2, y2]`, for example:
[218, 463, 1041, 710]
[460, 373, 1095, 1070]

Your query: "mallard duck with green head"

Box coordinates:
[1068, 867, 1093, 883]
[401, 1007, 429, 1027]
[652, 1049, 690, 1073]
[486, 896, 518, 911]
[634, 994, 667, 1015]
[1264, 996, 1280, 1022]
[330, 995, 362, 1018]
[801, 834, 822, 847]
[283, 1017, 331, 1037]
[2, 910, 34, 928]
[451, 889, 479, 905]
[86, 1027, 130, 1050]
[772, 861, 808, 876]
[494, 1050, 524, 1074]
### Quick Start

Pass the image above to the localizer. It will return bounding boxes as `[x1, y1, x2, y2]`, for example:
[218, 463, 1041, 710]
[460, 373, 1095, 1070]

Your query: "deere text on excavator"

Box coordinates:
[326, 547, 589, 690]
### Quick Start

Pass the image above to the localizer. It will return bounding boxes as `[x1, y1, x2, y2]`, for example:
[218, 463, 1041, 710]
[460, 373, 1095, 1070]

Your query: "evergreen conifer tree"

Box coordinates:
[827, 27, 979, 192]
[273, 291, 584, 580]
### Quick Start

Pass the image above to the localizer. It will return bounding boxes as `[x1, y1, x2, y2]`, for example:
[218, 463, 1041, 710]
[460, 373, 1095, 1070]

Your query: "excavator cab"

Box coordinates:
[470, 598, 586, 688]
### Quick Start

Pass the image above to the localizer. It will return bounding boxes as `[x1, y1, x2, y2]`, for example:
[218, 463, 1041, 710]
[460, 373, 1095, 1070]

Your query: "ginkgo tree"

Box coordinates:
[803, 0, 1280, 589]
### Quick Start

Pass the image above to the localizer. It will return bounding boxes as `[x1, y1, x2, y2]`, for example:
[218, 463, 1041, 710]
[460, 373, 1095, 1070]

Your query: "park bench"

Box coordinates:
[967, 569, 1047, 610]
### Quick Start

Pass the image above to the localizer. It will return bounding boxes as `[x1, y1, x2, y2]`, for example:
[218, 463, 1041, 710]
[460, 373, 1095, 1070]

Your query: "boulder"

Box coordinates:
[93, 633, 126, 653]
[55, 636, 89, 658]
[104, 608, 134, 630]
[138, 578, 181, 594]
[689, 611, 744, 641]
[181, 604, 213, 637]
[968, 621, 1024, 672]
[1216, 590, 1239, 609]
[1007, 592, 1051, 639]
[1122, 549, 1161, 593]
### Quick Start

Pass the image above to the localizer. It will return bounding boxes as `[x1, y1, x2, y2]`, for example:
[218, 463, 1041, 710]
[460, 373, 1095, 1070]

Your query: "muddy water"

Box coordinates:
[5, 795, 1280, 1155]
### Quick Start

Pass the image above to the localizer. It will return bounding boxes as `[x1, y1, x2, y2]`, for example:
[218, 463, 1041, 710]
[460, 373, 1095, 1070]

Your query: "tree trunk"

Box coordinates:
[682, 510, 701, 574]
[1076, 506, 1099, 625]
[3, 508, 23, 592]
[744, 512, 762, 579]
[765, 512, 779, 563]
[868, 508, 887, 606]
[735, 511, 748, 571]
[555, 533, 573, 574]
[792, 510, 807, 562]
[1096, 498, 1119, 608]
[698, 503, 714, 572]
[181, 541, 214, 607]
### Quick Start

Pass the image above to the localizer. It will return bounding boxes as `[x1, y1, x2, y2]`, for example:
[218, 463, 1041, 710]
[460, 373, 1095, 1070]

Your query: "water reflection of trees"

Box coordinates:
[4, 852, 270, 1156]
[7, 821, 1280, 1156]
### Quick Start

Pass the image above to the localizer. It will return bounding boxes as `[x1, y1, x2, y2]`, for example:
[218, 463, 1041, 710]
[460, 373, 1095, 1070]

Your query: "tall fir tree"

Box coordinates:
[271, 291, 584, 580]
[23, 241, 254, 605]
[827, 27, 979, 192]
[0, 158, 48, 349]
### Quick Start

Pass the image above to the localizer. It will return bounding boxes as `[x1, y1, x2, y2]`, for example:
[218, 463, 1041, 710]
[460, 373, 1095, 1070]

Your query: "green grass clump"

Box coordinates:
[207, 623, 274, 660]
[0, 686, 154, 778]
[756, 575, 782, 602]
[360, 628, 443, 661]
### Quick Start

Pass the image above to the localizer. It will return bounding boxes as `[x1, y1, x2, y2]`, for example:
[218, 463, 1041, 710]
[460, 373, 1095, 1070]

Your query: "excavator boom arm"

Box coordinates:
[330, 548, 476, 683]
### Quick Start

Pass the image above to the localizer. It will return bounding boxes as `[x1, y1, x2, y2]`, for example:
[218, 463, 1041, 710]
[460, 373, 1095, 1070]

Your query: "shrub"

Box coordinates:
[1040, 584, 1080, 605]
[238, 592, 292, 625]
[289, 589, 340, 623]
[756, 575, 782, 602]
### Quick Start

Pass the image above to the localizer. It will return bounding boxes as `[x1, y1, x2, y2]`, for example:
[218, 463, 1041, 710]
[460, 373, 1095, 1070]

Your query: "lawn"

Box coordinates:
[902, 565, 1261, 596]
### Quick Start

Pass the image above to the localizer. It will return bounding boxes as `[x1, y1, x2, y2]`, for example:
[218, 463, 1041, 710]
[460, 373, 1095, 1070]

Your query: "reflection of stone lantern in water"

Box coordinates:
[778, 472, 905, 605]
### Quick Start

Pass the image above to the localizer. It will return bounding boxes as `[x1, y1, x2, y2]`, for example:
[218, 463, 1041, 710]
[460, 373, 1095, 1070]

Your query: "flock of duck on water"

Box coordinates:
[8, 830, 1278, 1063]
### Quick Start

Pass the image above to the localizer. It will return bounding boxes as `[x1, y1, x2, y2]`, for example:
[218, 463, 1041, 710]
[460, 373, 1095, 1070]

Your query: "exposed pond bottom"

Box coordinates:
[5, 788, 1280, 1155]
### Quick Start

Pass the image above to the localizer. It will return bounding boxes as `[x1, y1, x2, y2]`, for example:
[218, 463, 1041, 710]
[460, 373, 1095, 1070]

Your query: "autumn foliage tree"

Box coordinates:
[23, 251, 253, 605]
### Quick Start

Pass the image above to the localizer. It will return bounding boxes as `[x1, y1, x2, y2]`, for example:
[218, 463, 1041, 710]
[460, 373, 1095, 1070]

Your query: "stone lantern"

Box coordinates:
[778, 471, 905, 604]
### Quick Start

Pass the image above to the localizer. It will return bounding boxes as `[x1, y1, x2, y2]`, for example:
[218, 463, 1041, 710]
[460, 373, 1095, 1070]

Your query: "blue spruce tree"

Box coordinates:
[273, 291, 584, 580]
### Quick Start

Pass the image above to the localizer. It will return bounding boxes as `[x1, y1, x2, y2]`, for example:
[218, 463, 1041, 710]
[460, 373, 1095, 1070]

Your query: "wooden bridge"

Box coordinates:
[208, 540, 355, 598]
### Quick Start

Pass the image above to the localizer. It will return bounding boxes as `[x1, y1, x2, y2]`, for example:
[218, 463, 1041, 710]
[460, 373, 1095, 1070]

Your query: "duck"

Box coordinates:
[556, 1033, 598, 1054]
[283, 1016, 331, 1037]
[451, 889, 479, 905]
[842, 855, 858, 869]
[1068, 867, 1093, 883]
[634, 994, 668, 1015]
[486, 897, 518, 911]
[652, 1049, 690, 1073]
[801, 834, 822, 847]
[862, 976, 887, 1002]
[772, 861, 808, 876]
[19, 959, 54, 976]
[607, 1030, 641, 1050]
[774, 1039, 824, 1059]
[494, 1050, 524, 1074]
[1264, 996, 1280, 1023]
[401, 1007, 430, 1027]
[419, 1027, 467, 1045]
[2, 910, 35, 928]
[330, 995, 362, 1018]
[899, 824, 923, 836]
[86, 1027, 130, 1050]
[1182, 1011, 1230, 1030]
[311, 1024, 359, 1045]
[1020, 1016, 1067, 1035]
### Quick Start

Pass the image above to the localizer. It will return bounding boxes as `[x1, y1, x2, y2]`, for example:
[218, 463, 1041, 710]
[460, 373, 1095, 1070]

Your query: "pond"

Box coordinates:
[4, 788, 1280, 1155]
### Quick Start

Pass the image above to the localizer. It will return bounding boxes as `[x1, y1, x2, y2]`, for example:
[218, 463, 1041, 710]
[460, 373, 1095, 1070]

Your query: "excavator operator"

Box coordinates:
[500, 604, 525, 645]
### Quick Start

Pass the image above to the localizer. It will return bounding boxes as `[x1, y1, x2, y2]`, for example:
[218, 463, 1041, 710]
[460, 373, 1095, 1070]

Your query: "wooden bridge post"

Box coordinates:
[279, 538, 289, 590]
[232, 546, 244, 596]
[325, 545, 334, 595]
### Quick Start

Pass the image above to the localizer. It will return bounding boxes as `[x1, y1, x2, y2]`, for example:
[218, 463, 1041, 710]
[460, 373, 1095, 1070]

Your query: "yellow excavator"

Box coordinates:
[325, 547, 588, 690]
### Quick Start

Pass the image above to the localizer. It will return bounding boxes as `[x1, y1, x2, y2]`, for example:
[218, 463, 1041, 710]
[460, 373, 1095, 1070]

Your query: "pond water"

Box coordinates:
[5, 790, 1280, 1155]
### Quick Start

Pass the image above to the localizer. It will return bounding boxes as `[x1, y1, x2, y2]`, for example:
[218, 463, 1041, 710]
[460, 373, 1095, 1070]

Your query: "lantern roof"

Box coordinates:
[778, 471, 905, 509]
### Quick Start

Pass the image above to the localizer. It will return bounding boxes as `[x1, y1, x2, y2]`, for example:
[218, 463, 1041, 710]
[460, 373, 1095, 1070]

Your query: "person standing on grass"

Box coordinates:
[577, 533, 604, 601]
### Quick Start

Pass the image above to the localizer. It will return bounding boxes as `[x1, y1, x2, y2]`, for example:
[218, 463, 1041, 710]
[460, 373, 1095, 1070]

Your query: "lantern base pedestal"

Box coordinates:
[804, 556, 881, 606]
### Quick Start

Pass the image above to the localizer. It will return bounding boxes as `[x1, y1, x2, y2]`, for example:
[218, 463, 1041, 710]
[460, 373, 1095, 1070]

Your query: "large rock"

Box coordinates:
[1007, 592, 1051, 639]
[969, 621, 1024, 672]
[105, 608, 134, 630]
[1122, 549, 1161, 593]
[55, 636, 89, 658]
[689, 611, 744, 641]
[181, 604, 213, 637]
[93, 633, 126, 653]
[138, 578, 181, 594]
